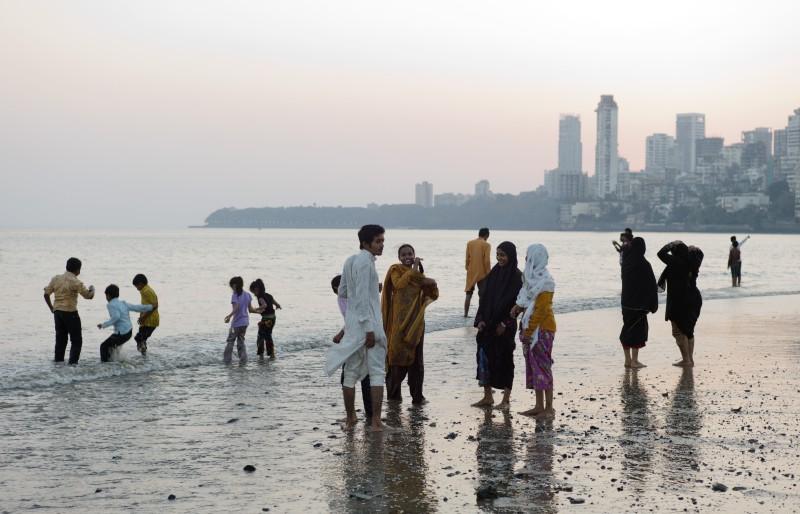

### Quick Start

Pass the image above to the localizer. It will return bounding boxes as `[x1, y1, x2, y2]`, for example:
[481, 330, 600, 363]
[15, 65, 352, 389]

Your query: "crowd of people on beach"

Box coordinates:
[42, 227, 752, 430]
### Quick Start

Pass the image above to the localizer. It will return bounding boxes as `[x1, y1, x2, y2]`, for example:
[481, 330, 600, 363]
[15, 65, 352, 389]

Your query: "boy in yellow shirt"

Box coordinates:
[132, 274, 159, 355]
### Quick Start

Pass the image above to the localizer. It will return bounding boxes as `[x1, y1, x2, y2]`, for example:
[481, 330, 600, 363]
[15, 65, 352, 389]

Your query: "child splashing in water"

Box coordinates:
[249, 279, 282, 359]
[223, 276, 259, 365]
[512, 244, 557, 419]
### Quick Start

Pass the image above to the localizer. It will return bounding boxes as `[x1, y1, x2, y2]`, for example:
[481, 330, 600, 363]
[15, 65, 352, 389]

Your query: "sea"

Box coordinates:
[0, 228, 797, 512]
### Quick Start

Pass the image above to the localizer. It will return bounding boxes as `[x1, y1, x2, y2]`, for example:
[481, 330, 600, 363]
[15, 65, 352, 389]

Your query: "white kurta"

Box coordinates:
[325, 250, 387, 386]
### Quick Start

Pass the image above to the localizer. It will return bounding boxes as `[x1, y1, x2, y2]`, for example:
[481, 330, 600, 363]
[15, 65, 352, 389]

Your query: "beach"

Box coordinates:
[2, 293, 798, 513]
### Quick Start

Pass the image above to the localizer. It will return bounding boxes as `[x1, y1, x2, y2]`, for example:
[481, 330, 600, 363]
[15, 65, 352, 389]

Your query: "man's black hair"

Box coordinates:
[132, 274, 148, 286]
[105, 284, 120, 298]
[331, 274, 341, 294]
[732, 241, 739, 248]
[358, 224, 385, 247]
[66, 257, 82, 273]
[478, 227, 490, 238]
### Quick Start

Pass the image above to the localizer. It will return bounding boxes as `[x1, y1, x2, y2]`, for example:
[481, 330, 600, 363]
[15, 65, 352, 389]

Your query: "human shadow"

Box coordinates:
[661, 368, 703, 487]
[475, 409, 516, 508]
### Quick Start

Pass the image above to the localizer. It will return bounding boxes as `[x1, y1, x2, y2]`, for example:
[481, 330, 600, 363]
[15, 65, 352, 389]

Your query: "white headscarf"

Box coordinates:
[516, 244, 555, 331]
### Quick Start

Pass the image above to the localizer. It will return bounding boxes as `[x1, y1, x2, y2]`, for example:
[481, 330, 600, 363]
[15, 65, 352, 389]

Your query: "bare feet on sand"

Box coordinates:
[673, 360, 694, 368]
[536, 408, 556, 419]
[471, 398, 494, 408]
[341, 416, 359, 431]
[494, 401, 510, 411]
[630, 361, 647, 369]
[519, 407, 544, 417]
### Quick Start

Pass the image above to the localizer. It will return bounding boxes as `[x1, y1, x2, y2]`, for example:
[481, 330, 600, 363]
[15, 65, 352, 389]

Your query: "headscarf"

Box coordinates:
[517, 244, 556, 332]
[621, 237, 658, 313]
[475, 241, 521, 330]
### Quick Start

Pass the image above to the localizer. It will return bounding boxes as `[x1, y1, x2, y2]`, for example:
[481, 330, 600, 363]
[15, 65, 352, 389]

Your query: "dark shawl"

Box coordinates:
[684, 246, 704, 338]
[474, 241, 522, 331]
[657, 241, 690, 325]
[621, 237, 658, 313]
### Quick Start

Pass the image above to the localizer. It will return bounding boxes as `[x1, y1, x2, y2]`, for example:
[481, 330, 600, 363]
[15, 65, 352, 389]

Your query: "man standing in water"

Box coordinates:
[43, 257, 95, 364]
[464, 227, 491, 317]
[326, 225, 389, 431]
[728, 235, 750, 287]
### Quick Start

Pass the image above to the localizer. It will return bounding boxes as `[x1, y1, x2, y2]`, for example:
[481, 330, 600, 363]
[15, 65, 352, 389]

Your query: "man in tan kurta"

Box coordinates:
[464, 228, 491, 317]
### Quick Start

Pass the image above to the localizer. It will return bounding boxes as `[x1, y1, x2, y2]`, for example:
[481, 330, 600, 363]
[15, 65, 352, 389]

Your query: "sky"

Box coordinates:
[1, 0, 799, 228]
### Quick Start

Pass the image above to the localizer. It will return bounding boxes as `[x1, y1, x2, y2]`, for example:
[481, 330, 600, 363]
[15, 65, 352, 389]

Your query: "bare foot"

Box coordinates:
[368, 422, 398, 433]
[494, 401, 510, 411]
[519, 407, 544, 417]
[672, 360, 686, 367]
[471, 398, 494, 408]
[536, 408, 556, 419]
[341, 416, 359, 431]
[624, 363, 632, 368]
[630, 361, 647, 369]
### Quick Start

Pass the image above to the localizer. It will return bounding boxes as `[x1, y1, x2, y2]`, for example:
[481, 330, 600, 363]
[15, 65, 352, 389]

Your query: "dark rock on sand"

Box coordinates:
[168, 494, 176, 501]
[712, 483, 728, 492]
[243, 465, 256, 473]
[568, 497, 586, 504]
[227, 418, 239, 424]
[95, 488, 102, 493]
[476, 484, 498, 500]
[445, 432, 457, 440]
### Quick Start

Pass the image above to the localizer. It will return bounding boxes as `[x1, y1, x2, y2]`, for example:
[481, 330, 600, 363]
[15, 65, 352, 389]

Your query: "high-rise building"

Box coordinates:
[742, 127, 773, 158]
[414, 181, 433, 208]
[558, 114, 582, 172]
[594, 95, 619, 198]
[781, 109, 800, 190]
[774, 129, 787, 159]
[676, 113, 706, 174]
[544, 169, 588, 200]
[645, 133, 676, 173]
[474, 180, 491, 197]
[696, 137, 724, 164]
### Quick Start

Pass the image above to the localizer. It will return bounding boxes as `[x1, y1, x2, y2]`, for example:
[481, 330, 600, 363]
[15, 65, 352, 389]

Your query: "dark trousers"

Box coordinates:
[100, 331, 132, 362]
[256, 316, 276, 357]
[387, 336, 425, 403]
[134, 326, 156, 353]
[341, 370, 373, 420]
[54, 310, 82, 364]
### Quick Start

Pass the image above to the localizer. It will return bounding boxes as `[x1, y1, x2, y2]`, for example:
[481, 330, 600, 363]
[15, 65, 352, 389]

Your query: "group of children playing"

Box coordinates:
[222, 276, 281, 364]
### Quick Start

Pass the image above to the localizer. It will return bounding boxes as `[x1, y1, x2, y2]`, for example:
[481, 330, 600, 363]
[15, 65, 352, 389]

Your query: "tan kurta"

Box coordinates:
[44, 272, 94, 312]
[465, 238, 491, 292]
[381, 264, 439, 367]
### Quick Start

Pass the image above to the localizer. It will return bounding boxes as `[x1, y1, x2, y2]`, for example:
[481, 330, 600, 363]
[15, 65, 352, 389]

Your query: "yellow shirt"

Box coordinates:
[139, 285, 160, 327]
[523, 291, 557, 338]
[44, 272, 94, 312]
[465, 238, 491, 292]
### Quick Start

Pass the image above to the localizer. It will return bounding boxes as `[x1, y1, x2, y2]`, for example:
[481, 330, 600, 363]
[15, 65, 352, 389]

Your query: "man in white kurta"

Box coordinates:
[326, 225, 388, 430]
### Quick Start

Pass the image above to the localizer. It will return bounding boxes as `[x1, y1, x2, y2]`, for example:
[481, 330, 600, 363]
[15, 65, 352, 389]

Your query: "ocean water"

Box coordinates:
[0, 229, 798, 512]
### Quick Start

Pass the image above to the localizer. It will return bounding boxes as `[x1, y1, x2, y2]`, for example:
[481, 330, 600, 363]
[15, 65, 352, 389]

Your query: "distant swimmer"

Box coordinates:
[97, 284, 154, 362]
[325, 224, 390, 432]
[464, 228, 491, 317]
[132, 274, 159, 355]
[44, 257, 95, 364]
[728, 235, 750, 287]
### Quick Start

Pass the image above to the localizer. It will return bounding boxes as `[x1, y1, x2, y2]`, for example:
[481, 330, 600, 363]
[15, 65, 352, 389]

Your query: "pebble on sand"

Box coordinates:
[243, 465, 256, 473]
[168, 494, 176, 501]
[712, 483, 728, 492]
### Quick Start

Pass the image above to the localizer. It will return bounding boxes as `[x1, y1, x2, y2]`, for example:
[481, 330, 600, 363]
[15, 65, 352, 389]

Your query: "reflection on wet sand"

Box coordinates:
[519, 418, 558, 514]
[476, 409, 515, 508]
[618, 369, 655, 494]
[662, 368, 703, 487]
[327, 402, 435, 512]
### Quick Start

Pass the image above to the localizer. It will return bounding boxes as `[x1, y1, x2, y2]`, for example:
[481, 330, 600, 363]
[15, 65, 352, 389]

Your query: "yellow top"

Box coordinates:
[44, 272, 94, 312]
[465, 238, 491, 292]
[381, 264, 439, 367]
[139, 285, 160, 327]
[523, 291, 556, 338]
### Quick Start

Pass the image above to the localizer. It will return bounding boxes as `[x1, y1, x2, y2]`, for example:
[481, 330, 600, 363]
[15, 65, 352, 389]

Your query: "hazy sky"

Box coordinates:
[1, 0, 799, 228]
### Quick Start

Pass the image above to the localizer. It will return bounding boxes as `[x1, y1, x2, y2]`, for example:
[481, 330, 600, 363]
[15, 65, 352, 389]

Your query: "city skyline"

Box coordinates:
[1, 0, 799, 228]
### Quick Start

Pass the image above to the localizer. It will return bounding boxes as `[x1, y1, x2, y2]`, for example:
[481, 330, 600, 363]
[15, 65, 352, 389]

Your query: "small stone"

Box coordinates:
[227, 418, 239, 424]
[712, 483, 728, 492]
[313, 442, 323, 448]
[243, 465, 256, 473]
[568, 497, 586, 504]
[445, 432, 458, 440]
[732, 486, 747, 492]
[168, 494, 176, 501]
[95, 488, 102, 493]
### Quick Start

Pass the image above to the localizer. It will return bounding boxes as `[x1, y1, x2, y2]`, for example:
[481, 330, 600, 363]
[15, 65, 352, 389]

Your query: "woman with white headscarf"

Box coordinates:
[511, 244, 557, 418]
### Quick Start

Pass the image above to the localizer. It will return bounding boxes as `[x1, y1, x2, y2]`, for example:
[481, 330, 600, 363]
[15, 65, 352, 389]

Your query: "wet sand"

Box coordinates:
[2, 294, 799, 513]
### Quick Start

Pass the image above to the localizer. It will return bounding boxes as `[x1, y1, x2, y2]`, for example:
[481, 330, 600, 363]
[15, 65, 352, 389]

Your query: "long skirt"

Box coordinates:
[619, 308, 648, 348]
[523, 329, 555, 391]
[476, 325, 516, 390]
